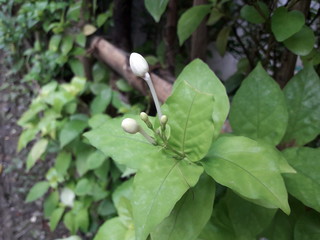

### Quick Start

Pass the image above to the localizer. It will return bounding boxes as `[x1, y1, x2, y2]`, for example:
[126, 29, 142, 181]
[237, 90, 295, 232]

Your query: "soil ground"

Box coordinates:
[0, 52, 67, 240]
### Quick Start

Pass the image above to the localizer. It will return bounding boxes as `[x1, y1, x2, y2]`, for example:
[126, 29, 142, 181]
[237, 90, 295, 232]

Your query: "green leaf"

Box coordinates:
[44, 191, 59, 218]
[64, 211, 78, 234]
[216, 26, 231, 56]
[93, 217, 135, 240]
[77, 208, 89, 232]
[26, 181, 50, 202]
[90, 86, 112, 115]
[207, 8, 224, 26]
[84, 116, 160, 170]
[177, 5, 211, 45]
[54, 151, 72, 176]
[203, 136, 290, 214]
[173, 59, 229, 140]
[17, 127, 38, 152]
[283, 26, 315, 56]
[133, 155, 203, 240]
[88, 114, 110, 129]
[144, 0, 169, 22]
[151, 174, 215, 240]
[50, 207, 65, 231]
[282, 66, 320, 145]
[59, 117, 88, 148]
[240, 1, 269, 24]
[49, 34, 62, 52]
[271, 7, 305, 42]
[86, 150, 107, 170]
[26, 139, 49, 171]
[75, 178, 92, 196]
[229, 63, 288, 145]
[282, 147, 320, 212]
[163, 80, 215, 161]
[61, 35, 74, 55]
[294, 211, 320, 240]
[225, 191, 276, 239]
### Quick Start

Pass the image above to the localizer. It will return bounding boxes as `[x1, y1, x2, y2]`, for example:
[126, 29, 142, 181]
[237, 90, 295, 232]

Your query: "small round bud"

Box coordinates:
[140, 112, 149, 122]
[129, 53, 149, 77]
[160, 115, 168, 125]
[121, 118, 140, 134]
[60, 188, 75, 207]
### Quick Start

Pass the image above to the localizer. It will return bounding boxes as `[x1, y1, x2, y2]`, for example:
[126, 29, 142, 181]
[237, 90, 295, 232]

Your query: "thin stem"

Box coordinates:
[139, 127, 156, 144]
[144, 73, 163, 119]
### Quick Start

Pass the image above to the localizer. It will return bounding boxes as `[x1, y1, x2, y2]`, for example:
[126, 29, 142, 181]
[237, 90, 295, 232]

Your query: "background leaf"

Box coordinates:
[229, 63, 288, 145]
[144, 0, 169, 22]
[26, 139, 48, 171]
[294, 211, 320, 240]
[178, 5, 211, 45]
[283, 147, 320, 212]
[26, 181, 50, 202]
[216, 26, 231, 56]
[203, 136, 290, 214]
[240, 1, 269, 24]
[282, 66, 320, 145]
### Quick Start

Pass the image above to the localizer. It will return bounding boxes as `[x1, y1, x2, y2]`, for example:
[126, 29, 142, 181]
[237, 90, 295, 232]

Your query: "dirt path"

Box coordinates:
[0, 53, 67, 240]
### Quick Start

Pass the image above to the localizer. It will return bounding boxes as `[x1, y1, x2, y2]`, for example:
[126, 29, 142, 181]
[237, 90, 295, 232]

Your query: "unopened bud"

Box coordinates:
[140, 112, 149, 122]
[160, 115, 168, 125]
[129, 53, 149, 77]
[121, 118, 140, 134]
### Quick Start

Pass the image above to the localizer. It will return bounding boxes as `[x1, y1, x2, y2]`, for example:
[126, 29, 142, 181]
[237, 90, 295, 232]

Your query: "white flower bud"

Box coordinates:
[121, 118, 140, 134]
[160, 115, 168, 125]
[60, 188, 75, 207]
[140, 112, 149, 122]
[129, 52, 149, 77]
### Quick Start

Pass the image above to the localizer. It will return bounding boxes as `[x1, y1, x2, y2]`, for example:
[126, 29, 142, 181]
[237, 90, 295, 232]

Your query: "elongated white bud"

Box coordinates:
[129, 53, 149, 77]
[121, 118, 140, 134]
[160, 115, 168, 125]
[140, 112, 149, 122]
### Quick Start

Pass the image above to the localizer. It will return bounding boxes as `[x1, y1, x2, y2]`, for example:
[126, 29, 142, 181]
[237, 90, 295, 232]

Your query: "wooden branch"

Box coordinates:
[89, 37, 173, 102]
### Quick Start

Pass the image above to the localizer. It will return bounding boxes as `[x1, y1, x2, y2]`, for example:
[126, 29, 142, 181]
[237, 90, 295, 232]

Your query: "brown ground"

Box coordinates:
[0, 52, 67, 240]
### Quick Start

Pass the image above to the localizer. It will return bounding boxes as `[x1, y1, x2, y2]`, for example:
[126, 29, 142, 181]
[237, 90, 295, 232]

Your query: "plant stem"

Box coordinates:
[144, 73, 163, 119]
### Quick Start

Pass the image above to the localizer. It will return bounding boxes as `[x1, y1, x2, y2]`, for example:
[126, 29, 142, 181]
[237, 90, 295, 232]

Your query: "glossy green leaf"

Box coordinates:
[226, 191, 276, 239]
[50, 207, 65, 231]
[283, 26, 315, 56]
[54, 151, 72, 176]
[216, 26, 231, 56]
[44, 191, 59, 218]
[240, 1, 269, 24]
[61, 35, 74, 55]
[229, 63, 288, 145]
[203, 136, 290, 214]
[26, 139, 48, 171]
[133, 155, 203, 240]
[93, 217, 135, 240]
[84, 116, 160, 170]
[178, 5, 211, 45]
[271, 7, 305, 42]
[294, 211, 320, 240]
[283, 147, 320, 212]
[26, 181, 50, 202]
[173, 59, 229, 141]
[144, 0, 169, 22]
[151, 174, 215, 240]
[163, 80, 214, 161]
[86, 150, 107, 170]
[282, 66, 320, 145]
[59, 117, 88, 148]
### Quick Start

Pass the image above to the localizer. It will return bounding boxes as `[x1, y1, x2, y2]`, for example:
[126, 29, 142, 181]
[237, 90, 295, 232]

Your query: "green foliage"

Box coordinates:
[240, 1, 269, 24]
[144, 0, 169, 22]
[26, 181, 50, 202]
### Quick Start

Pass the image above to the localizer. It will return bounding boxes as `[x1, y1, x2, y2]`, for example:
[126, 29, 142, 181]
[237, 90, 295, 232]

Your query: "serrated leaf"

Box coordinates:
[216, 26, 231, 56]
[50, 207, 65, 231]
[271, 7, 305, 42]
[26, 181, 50, 202]
[151, 174, 215, 240]
[93, 217, 135, 240]
[26, 139, 48, 171]
[203, 136, 290, 214]
[178, 5, 211, 45]
[144, 0, 169, 22]
[163, 80, 215, 162]
[283, 147, 320, 212]
[173, 59, 229, 140]
[282, 66, 320, 145]
[133, 155, 203, 240]
[84, 116, 160, 170]
[229, 63, 288, 145]
[283, 26, 315, 56]
[240, 1, 269, 24]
